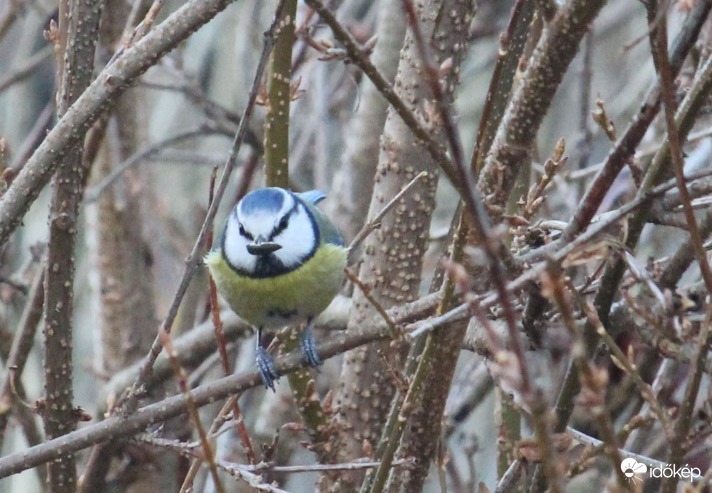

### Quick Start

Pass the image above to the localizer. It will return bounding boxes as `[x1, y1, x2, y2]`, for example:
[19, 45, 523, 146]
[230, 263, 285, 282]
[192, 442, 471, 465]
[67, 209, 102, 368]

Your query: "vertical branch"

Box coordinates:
[380, 214, 470, 493]
[264, 0, 296, 189]
[263, 0, 332, 447]
[471, 0, 535, 175]
[43, 1, 104, 492]
[319, 0, 473, 491]
[467, 4, 535, 479]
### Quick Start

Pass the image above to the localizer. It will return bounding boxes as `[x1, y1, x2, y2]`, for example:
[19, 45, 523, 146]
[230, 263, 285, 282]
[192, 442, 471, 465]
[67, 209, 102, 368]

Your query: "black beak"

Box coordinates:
[246, 239, 282, 256]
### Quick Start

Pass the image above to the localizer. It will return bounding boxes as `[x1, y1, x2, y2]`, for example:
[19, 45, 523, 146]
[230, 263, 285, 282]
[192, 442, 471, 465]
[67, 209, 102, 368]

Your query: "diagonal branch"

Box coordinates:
[0, 0, 249, 248]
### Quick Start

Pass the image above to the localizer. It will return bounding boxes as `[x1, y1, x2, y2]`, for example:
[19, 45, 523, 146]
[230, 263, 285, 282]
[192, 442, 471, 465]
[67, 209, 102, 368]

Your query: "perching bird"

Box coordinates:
[205, 187, 347, 390]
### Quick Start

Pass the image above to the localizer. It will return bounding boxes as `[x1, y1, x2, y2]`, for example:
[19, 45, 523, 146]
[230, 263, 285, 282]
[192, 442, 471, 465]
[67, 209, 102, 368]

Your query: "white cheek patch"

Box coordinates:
[222, 217, 256, 272]
[272, 204, 317, 268]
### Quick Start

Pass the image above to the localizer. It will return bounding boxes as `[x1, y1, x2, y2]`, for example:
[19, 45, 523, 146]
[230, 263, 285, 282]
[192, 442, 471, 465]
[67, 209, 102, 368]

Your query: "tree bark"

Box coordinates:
[43, 1, 104, 491]
[318, 1, 476, 491]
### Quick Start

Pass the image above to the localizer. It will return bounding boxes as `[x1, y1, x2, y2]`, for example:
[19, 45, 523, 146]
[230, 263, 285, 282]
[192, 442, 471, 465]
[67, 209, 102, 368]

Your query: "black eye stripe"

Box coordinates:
[270, 200, 300, 239]
[238, 224, 253, 240]
[274, 216, 289, 235]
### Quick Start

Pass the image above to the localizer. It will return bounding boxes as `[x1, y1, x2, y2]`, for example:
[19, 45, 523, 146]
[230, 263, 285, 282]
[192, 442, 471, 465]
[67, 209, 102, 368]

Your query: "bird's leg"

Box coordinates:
[255, 327, 279, 391]
[299, 319, 322, 368]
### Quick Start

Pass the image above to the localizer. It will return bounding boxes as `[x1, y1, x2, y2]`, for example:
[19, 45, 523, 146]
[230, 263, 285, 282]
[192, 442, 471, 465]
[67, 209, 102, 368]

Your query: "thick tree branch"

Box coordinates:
[42, 1, 104, 491]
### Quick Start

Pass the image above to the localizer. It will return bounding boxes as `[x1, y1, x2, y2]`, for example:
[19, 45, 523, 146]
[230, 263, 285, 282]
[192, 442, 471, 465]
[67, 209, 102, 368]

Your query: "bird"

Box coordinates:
[205, 187, 347, 390]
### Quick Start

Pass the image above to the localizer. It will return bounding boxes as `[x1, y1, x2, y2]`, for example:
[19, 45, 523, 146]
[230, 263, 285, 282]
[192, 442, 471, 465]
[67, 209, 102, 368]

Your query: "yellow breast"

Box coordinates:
[205, 244, 347, 328]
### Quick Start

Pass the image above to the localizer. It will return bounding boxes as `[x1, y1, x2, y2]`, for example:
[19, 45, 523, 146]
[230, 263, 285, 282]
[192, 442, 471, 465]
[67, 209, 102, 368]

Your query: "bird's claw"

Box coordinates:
[256, 346, 279, 391]
[299, 326, 322, 369]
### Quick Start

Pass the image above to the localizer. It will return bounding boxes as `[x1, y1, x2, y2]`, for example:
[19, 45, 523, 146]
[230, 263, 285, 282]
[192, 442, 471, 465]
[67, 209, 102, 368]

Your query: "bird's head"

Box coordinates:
[221, 188, 318, 277]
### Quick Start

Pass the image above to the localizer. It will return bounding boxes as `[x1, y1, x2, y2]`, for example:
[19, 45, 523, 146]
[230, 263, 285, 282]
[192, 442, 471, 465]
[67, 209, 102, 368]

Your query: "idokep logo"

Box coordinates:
[621, 458, 647, 482]
[621, 458, 702, 484]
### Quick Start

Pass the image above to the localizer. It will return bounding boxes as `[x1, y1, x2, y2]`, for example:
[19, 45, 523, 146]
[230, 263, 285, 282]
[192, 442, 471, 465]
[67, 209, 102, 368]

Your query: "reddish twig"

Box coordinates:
[655, 14, 712, 492]
[205, 166, 257, 465]
[159, 328, 226, 493]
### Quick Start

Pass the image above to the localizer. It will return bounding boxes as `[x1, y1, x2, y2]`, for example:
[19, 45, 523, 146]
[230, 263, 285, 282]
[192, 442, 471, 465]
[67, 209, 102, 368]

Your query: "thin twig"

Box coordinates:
[205, 166, 257, 465]
[494, 460, 523, 493]
[179, 395, 239, 493]
[138, 436, 415, 474]
[159, 328, 226, 493]
[345, 268, 399, 335]
[85, 124, 231, 201]
[243, 458, 414, 473]
[8, 101, 55, 171]
[0, 262, 45, 441]
[567, 426, 669, 471]
[470, 0, 535, 175]
[347, 171, 428, 256]
[0, 45, 53, 94]
[569, 414, 655, 478]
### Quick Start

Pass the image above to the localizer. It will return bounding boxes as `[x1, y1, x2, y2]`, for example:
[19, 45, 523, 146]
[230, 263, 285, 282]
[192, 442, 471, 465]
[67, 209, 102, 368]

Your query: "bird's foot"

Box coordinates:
[256, 346, 279, 391]
[299, 325, 322, 369]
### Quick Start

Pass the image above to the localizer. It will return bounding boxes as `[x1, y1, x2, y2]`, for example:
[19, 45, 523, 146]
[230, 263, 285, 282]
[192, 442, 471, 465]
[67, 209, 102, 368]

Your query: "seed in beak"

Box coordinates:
[247, 242, 282, 256]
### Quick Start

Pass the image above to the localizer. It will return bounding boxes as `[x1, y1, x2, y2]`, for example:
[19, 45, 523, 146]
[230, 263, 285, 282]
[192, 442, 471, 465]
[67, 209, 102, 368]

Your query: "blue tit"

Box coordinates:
[205, 187, 347, 390]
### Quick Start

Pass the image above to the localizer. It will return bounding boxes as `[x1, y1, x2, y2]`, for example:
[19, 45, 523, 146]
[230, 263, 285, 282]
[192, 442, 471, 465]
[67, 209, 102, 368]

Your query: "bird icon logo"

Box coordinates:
[621, 458, 647, 482]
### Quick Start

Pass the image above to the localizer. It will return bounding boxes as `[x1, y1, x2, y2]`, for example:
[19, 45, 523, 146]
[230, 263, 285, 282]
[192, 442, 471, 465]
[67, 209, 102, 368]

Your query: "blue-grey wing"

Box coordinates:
[298, 190, 327, 205]
[319, 216, 344, 246]
[298, 191, 344, 246]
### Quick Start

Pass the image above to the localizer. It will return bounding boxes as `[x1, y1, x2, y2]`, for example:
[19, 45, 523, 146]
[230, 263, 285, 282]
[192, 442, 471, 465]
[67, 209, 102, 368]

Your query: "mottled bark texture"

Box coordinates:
[318, 1, 475, 491]
[384, 258, 469, 491]
[327, 0, 408, 240]
[43, 1, 104, 492]
[478, 0, 607, 222]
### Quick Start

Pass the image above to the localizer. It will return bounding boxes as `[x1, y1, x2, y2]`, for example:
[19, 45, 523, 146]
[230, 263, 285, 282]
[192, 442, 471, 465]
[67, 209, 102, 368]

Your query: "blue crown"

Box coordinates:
[239, 188, 287, 215]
